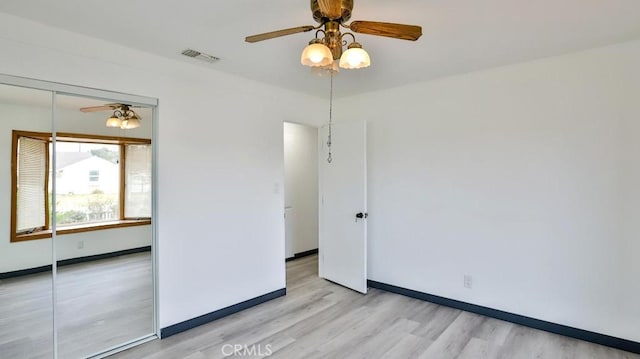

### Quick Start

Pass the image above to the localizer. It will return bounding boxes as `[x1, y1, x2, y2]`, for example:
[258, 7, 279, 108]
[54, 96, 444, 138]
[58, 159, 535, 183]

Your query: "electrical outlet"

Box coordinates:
[464, 274, 472, 289]
[77, 240, 84, 250]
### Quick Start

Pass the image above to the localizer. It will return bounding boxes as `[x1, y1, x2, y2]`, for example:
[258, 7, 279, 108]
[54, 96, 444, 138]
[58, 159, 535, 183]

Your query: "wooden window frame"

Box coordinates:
[10, 130, 151, 243]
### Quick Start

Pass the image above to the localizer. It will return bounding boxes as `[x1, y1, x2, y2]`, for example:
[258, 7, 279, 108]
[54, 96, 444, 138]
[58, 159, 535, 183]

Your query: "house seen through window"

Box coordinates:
[54, 142, 120, 226]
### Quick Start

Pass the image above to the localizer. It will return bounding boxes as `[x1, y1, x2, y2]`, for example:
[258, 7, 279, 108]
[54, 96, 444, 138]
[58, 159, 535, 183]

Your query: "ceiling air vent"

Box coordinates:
[181, 49, 220, 63]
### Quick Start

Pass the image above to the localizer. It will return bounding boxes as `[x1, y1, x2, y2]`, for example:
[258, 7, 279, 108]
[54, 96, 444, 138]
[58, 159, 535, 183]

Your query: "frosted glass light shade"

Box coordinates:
[311, 60, 340, 76]
[105, 115, 122, 128]
[301, 41, 333, 67]
[339, 44, 370, 69]
[120, 114, 141, 129]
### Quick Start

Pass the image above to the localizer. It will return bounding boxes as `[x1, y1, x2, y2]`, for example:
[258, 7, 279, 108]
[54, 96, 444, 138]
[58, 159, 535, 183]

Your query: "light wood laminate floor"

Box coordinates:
[0, 252, 153, 359]
[112, 254, 638, 359]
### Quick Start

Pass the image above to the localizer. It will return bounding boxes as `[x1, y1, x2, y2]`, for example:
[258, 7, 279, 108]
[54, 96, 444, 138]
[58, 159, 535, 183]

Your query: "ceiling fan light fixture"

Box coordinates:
[105, 114, 122, 128]
[120, 112, 141, 129]
[339, 42, 370, 69]
[301, 39, 333, 67]
[246, 1, 422, 73]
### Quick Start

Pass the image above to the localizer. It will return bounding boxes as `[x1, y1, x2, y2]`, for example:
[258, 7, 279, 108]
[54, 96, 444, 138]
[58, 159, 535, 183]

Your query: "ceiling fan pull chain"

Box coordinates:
[327, 70, 333, 164]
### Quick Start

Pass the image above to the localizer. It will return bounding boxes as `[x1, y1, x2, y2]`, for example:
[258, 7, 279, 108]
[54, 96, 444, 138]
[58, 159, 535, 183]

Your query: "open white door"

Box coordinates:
[319, 119, 367, 294]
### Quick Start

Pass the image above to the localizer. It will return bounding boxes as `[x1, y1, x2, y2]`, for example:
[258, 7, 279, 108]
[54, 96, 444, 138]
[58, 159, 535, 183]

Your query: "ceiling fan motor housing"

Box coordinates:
[311, 0, 353, 23]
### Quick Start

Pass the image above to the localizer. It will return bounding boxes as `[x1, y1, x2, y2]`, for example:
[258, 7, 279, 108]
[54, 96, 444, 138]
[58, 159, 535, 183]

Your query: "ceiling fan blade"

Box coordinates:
[80, 105, 118, 113]
[317, 0, 342, 20]
[349, 21, 423, 41]
[245, 26, 315, 43]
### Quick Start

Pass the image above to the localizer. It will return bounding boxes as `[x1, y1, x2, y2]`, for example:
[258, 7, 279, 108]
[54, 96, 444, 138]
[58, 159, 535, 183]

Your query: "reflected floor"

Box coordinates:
[0, 251, 153, 359]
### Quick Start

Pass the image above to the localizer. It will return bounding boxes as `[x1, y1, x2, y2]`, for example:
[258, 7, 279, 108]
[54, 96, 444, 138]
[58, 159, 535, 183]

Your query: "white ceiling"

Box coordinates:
[1, 0, 640, 98]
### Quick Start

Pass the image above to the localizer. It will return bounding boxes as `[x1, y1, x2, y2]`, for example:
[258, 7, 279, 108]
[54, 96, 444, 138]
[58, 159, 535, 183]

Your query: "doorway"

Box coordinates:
[284, 119, 368, 294]
[283, 122, 319, 261]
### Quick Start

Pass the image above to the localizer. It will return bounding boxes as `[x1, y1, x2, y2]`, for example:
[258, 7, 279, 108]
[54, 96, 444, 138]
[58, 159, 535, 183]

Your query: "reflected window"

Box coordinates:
[15, 136, 48, 234]
[10, 130, 151, 242]
[125, 144, 152, 218]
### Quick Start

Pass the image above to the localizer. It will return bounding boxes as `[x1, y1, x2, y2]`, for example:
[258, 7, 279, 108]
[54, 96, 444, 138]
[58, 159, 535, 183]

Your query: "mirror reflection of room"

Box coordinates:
[0, 84, 54, 359]
[0, 86, 155, 358]
[54, 94, 153, 358]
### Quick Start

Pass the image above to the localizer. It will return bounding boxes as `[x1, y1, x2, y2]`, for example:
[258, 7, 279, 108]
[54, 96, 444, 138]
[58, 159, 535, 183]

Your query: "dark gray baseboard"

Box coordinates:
[0, 264, 52, 280]
[368, 280, 640, 355]
[285, 248, 318, 262]
[160, 288, 287, 338]
[0, 246, 151, 280]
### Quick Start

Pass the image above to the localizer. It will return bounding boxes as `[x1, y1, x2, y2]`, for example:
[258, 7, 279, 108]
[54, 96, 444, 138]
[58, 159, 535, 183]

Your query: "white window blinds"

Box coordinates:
[16, 136, 47, 232]
[124, 144, 152, 218]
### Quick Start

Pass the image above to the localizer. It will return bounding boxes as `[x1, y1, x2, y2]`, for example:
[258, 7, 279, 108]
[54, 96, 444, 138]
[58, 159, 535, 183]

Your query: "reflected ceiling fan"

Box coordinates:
[80, 103, 142, 130]
[245, 0, 422, 71]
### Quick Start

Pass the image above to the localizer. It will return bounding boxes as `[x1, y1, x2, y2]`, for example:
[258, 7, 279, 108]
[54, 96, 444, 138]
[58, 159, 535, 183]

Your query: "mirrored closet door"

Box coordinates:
[0, 76, 157, 358]
[0, 84, 54, 358]
[53, 94, 154, 358]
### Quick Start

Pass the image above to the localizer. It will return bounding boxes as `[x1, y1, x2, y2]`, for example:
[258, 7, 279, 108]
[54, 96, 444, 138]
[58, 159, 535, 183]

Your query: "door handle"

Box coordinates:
[355, 212, 368, 222]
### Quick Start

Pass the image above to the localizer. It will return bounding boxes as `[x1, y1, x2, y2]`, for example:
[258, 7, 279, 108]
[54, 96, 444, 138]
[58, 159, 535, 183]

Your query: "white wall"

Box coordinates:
[283, 122, 319, 256]
[0, 12, 324, 328]
[335, 40, 640, 342]
[0, 101, 152, 273]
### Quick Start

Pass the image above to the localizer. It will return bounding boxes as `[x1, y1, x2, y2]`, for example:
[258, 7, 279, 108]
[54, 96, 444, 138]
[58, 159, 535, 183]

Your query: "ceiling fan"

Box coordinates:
[245, 0, 422, 70]
[80, 103, 142, 129]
